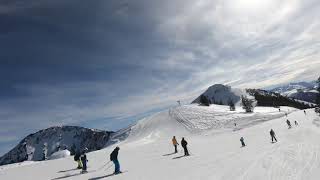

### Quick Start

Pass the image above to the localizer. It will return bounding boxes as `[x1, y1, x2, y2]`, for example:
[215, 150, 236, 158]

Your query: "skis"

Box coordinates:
[81, 170, 88, 174]
[88, 171, 128, 180]
[113, 170, 128, 175]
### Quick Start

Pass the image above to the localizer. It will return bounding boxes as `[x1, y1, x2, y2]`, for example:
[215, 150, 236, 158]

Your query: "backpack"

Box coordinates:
[74, 153, 80, 161]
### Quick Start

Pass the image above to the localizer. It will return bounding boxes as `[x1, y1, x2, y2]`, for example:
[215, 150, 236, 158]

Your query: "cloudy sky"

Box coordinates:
[0, 0, 319, 155]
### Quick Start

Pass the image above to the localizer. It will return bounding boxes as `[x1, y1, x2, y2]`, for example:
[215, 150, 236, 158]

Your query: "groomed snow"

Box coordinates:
[1, 105, 320, 180]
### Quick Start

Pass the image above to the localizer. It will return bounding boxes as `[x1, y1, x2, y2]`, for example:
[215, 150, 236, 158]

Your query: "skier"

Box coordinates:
[240, 137, 246, 147]
[270, 129, 277, 143]
[294, 120, 298, 126]
[80, 148, 88, 173]
[110, 147, 121, 174]
[304, 110, 306, 115]
[286, 119, 292, 129]
[181, 137, 189, 156]
[74, 151, 82, 169]
[279, 108, 281, 112]
[172, 136, 179, 153]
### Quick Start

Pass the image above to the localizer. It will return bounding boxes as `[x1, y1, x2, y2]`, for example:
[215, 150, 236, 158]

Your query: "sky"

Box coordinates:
[0, 0, 320, 156]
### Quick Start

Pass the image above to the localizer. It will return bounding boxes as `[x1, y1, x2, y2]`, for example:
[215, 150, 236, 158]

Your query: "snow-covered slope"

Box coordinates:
[1, 105, 320, 180]
[170, 105, 296, 132]
[0, 126, 113, 166]
[192, 84, 246, 105]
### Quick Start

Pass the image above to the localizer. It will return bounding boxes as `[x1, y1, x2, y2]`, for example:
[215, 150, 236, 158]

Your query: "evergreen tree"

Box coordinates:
[200, 95, 210, 106]
[315, 77, 320, 115]
[70, 143, 77, 155]
[211, 97, 216, 104]
[42, 143, 47, 160]
[316, 76, 320, 106]
[228, 99, 236, 111]
[241, 95, 255, 113]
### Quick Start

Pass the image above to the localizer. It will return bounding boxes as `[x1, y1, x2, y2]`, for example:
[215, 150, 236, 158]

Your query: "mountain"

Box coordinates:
[191, 84, 313, 109]
[0, 126, 116, 166]
[269, 81, 318, 103]
[247, 89, 313, 109]
[191, 84, 246, 105]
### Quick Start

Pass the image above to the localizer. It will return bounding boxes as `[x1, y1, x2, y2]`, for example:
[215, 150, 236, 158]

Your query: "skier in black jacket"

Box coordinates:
[181, 138, 189, 156]
[240, 137, 246, 147]
[286, 119, 292, 129]
[110, 147, 121, 174]
[74, 151, 82, 169]
[80, 148, 88, 173]
[270, 129, 277, 143]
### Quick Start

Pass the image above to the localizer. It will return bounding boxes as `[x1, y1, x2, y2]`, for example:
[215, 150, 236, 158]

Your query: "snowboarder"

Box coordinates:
[270, 129, 277, 143]
[240, 137, 246, 147]
[181, 137, 189, 156]
[294, 120, 298, 126]
[172, 136, 179, 153]
[286, 119, 292, 129]
[110, 147, 121, 174]
[74, 151, 82, 169]
[80, 148, 88, 173]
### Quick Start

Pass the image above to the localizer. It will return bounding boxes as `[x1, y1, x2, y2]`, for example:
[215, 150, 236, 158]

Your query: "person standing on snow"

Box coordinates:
[80, 148, 88, 173]
[270, 129, 277, 143]
[181, 137, 190, 156]
[304, 110, 306, 115]
[110, 147, 121, 174]
[286, 119, 292, 129]
[74, 151, 82, 169]
[172, 136, 179, 153]
[294, 120, 298, 126]
[240, 137, 246, 147]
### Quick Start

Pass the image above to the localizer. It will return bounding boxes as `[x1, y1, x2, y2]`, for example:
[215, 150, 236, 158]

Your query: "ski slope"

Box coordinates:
[1, 105, 320, 180]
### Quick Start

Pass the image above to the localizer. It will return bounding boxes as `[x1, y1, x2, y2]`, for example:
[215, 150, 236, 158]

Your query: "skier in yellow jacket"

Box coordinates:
[172, 136, 179, 153]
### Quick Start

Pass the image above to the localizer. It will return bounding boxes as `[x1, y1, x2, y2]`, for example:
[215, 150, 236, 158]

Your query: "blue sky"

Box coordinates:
[0, 0, 320, 156]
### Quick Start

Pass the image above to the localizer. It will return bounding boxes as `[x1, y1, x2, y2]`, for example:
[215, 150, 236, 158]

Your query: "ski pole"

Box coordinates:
[105, 164, 114, 171]
[97, 161, 111, 171]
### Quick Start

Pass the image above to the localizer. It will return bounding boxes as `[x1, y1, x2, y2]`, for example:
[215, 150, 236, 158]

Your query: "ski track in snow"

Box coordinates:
[0, 105, 320, 180]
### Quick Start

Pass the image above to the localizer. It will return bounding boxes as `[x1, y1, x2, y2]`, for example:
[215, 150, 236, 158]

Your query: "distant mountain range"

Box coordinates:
[192, 82, 317, 109]
[269, 81, 318, 104]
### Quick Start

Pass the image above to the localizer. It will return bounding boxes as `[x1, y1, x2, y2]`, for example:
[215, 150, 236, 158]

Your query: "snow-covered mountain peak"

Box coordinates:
[192, 84, 246, 105]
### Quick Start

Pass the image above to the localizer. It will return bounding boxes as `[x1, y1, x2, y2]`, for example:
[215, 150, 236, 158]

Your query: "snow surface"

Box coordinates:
[1, 105, 320, 180]
[48, 150, 71, 160]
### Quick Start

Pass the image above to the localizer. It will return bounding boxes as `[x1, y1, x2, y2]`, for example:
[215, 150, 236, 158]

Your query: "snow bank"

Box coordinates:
[48, 150, 70, 160]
